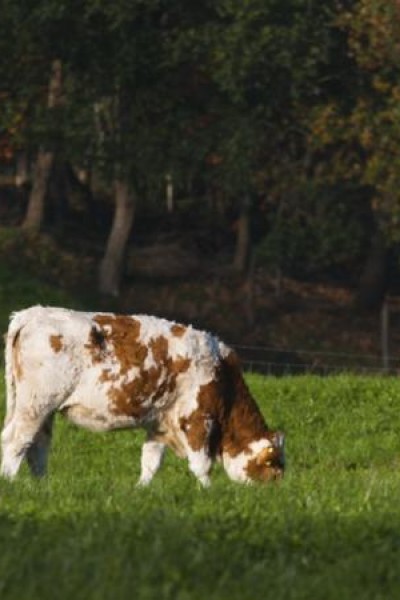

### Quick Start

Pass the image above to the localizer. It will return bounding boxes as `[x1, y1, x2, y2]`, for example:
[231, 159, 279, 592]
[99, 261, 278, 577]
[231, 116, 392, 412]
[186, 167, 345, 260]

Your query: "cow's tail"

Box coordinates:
[4, 307, 37, 425]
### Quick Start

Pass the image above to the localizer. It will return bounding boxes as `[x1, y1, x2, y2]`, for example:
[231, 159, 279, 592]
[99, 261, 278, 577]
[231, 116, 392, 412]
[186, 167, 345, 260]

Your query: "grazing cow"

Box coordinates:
[1, 306, 284, 486]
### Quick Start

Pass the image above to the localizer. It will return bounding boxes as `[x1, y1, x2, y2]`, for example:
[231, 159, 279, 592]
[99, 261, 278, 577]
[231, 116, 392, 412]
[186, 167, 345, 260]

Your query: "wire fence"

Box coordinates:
[233, 344, 400, 376]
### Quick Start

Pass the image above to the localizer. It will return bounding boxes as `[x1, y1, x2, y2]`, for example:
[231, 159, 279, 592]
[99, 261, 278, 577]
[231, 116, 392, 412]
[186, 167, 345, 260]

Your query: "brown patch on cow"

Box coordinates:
[109, 335, 191, 419]
[179, 378, 225, 454]
[171, 324, 186, 337]
[171, 357, 191, 375]
[246, 446, 284, 482]
[181, 350, 269, 457]
[91, 315, 146, 373]
[86, 315, 191, 420]
[246, 456, 283, 482]
[50, 334, 63, 353]
[149, 335, 168, 363]
[99, 368, 119, 383]
[12, 330, 23, 381]
[179, 413, 207, 452]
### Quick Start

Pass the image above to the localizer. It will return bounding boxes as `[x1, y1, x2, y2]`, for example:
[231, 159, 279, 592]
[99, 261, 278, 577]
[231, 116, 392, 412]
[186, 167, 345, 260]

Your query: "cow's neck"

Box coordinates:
[218, 364, 270, 481]
[220, 363, 269, 456]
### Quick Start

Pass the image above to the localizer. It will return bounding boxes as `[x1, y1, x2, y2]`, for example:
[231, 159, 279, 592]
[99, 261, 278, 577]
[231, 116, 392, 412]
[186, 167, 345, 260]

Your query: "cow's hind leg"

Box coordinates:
[1, 412, 49, 480]
[26, 414, 54, 477]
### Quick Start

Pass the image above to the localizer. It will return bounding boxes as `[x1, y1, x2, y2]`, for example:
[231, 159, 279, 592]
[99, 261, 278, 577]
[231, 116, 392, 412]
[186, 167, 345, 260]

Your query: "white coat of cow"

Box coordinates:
[1, 306, 284, 486]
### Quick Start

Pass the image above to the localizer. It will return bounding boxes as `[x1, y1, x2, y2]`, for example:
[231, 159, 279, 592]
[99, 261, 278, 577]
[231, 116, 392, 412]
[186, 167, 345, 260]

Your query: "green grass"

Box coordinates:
[0, 374, 400, 600]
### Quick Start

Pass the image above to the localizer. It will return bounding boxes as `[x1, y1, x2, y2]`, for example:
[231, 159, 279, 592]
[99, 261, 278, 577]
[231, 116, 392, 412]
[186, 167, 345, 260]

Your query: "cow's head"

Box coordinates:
[245, 431, 285, 482]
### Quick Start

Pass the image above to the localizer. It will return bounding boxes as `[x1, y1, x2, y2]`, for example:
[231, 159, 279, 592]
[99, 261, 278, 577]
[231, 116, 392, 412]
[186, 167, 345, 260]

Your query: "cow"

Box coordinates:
[1, 306, 285, 486]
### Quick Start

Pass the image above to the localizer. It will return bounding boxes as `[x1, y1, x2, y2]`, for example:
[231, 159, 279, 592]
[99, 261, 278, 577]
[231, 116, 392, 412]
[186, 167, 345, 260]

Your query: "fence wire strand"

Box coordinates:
[232, 344, 400, 376]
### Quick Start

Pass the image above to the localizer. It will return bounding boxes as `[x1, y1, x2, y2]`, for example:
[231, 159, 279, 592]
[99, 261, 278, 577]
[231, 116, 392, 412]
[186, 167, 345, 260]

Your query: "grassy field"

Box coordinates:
[0, 262, 399, 599]
[0, 374, 400, 600]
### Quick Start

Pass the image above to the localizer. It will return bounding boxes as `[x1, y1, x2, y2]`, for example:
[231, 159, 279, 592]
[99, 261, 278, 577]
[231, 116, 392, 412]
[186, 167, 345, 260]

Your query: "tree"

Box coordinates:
[0, 0, 88, 231]
[2, 0, 382, 294]
[168, 0, 342, 273]
[0, 0, 182, 293]
[311, 1, 400, 206]
[78, 0, 178, 295]
[22, 59, 63, 232]
[309, 0, 400, 305]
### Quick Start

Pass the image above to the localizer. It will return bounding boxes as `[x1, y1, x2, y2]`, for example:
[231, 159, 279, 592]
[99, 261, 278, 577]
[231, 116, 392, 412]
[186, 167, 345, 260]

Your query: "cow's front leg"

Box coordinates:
[137, 439, 166, 487]
[181, 414, 215, 487]
[186, 448, 212, 487]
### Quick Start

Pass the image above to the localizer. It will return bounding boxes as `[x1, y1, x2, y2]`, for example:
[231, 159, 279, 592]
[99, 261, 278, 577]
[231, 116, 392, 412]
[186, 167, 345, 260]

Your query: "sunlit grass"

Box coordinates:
[1, 374, 400, 599]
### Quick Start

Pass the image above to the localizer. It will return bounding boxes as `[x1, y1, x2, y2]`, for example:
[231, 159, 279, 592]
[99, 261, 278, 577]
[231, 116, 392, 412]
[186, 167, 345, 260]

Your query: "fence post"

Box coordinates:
[381, 298, 389, 372]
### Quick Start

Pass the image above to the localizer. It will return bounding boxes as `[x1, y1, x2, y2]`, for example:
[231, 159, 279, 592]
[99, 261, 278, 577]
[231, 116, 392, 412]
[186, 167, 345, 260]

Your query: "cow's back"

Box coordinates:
[7, 306, 226, 430]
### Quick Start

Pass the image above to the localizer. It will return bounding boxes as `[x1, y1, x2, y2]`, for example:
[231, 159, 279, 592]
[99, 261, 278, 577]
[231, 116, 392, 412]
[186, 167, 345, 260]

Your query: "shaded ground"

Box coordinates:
[0, 206, 398, 374]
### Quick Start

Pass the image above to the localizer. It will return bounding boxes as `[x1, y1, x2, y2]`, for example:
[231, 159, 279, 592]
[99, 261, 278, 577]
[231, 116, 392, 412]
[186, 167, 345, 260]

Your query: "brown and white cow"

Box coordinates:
[1, 306, 284, 486]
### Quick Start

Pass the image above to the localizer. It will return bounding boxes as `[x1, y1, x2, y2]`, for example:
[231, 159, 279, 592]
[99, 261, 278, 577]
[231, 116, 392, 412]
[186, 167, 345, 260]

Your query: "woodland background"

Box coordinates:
[1, 0, 400, 372]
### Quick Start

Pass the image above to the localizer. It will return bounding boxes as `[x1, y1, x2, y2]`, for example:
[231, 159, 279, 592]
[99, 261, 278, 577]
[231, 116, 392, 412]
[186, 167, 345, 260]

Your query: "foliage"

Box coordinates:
[2, 0, 400, 279]
[309, 0, 400, 240]
[256, 184, 369, 273]
[167, 0, 338, 195]
[0, 374, 400, 599]
[0, 228, 96, 290]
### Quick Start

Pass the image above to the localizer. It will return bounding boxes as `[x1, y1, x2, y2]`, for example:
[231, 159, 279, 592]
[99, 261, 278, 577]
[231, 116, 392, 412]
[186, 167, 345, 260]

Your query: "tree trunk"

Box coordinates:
[22, 151, 54, 231]
[99, 179, 135, 296]
[381, 298, 389, 372]
[15, 152, 29, 188]
[243, 251, 256, 327]
[47, 159, 71, 228]
[233, 198, 251, 273]
[22, 59, 62, 232]
[166, 173, 174, 213]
